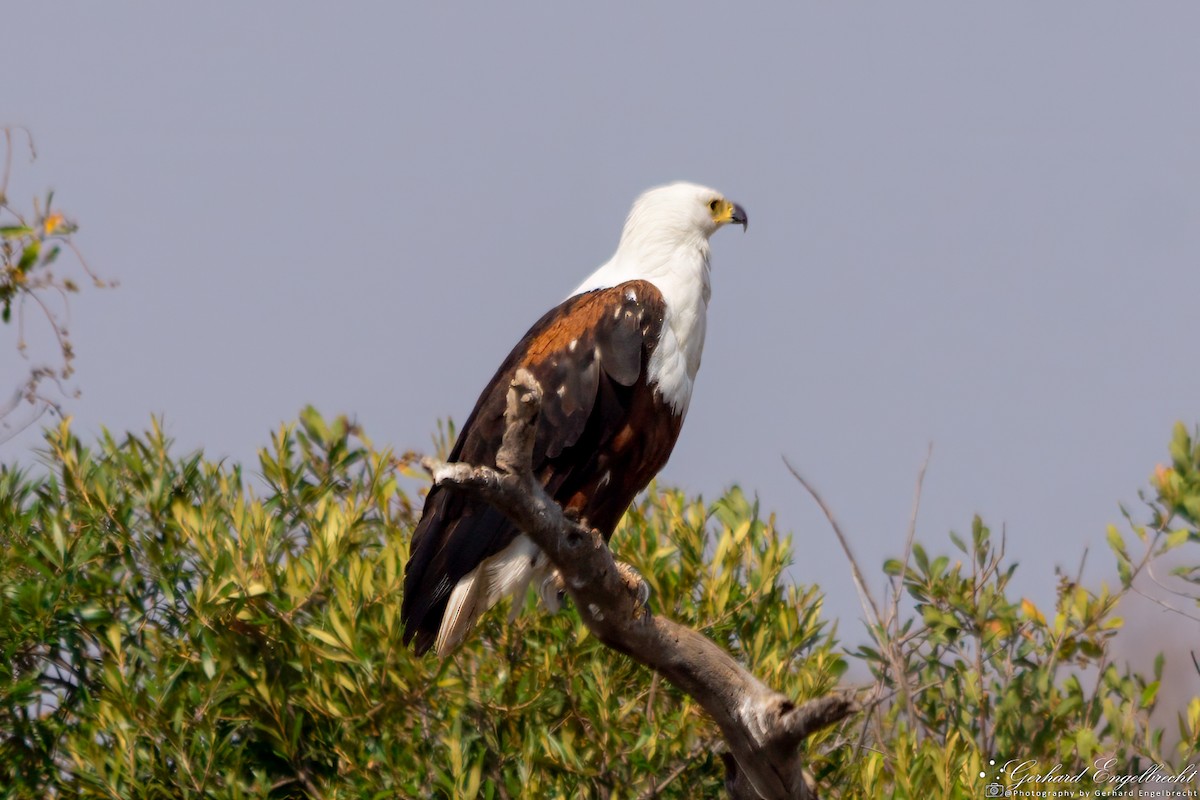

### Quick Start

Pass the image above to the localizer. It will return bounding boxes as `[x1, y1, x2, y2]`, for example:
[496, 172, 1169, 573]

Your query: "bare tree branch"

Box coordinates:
[422, 369, 859, 800]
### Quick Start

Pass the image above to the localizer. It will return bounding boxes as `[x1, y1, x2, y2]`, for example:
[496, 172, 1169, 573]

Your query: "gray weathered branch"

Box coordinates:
[422, 369, 858, 799]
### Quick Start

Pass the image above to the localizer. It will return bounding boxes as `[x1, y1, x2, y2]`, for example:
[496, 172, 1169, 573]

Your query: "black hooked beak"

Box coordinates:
[730, 202, 748, 232]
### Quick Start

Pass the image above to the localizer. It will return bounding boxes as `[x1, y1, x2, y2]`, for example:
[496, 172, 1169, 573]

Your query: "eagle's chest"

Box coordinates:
[646, 270, 710, 417]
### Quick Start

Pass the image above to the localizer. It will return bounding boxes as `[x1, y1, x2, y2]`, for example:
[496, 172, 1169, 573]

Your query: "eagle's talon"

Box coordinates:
[539, 571, 568, 613]
[615, 561, 651, 613]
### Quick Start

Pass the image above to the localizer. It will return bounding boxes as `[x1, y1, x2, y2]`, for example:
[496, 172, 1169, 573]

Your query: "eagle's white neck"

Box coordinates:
[572, 233, 712, 417]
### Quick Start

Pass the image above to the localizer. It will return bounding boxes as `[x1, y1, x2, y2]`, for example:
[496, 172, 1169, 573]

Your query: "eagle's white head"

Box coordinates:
[619, 182, 748, 254]
[573, 181, 747, 416]
[575, 181, 746, 296]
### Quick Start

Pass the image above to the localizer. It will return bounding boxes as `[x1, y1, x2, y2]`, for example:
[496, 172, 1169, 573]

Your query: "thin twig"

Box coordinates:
[635, 741, 713, 800]
[783, 457, 882, 629]
[889, 445, 932, 734]
[889, 443, 932, 629]
[1131, 584, 1200, 624]
[1, 126, 35, 198]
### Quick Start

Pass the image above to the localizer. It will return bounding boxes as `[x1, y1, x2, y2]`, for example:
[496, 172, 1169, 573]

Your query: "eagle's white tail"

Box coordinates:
[434, 534, 552, 657]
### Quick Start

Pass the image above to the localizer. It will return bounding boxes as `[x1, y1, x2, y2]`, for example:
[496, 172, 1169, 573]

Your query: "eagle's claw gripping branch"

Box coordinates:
[421, 371, 859, 800]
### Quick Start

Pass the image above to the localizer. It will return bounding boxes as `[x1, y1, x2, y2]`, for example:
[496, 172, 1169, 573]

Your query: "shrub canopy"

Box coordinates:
[1, 412, 1196, 798]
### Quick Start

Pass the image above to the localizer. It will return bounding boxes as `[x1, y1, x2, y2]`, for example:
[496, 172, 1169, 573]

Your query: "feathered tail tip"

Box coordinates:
[433, 572, 488, 658]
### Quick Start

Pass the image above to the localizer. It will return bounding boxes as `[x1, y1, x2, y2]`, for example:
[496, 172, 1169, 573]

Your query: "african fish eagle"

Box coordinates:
[402, 182, 747, 657]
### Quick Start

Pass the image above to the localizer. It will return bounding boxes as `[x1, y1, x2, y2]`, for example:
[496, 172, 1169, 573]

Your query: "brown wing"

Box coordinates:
[402, 280, 680, 654]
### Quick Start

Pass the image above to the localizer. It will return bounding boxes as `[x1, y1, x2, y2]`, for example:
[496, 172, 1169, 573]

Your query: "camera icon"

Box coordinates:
[984, 782, 1005, 797]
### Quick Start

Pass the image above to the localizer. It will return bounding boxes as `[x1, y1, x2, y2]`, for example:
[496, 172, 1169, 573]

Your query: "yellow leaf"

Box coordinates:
[1152, 463, 1173, 490]
[1021, 598, 1046, 625]
[106, 625, 123, 654]
[43, 213, 65, 235]
[329, 611, 355, 650]
[306, 626, 345, 650]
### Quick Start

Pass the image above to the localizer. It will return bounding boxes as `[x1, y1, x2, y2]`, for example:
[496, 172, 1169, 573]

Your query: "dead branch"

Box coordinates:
[422, 369, 859, 800]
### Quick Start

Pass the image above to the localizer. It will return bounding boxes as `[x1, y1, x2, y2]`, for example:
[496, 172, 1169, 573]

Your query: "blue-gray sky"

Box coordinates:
[5, 4, 1199, 682]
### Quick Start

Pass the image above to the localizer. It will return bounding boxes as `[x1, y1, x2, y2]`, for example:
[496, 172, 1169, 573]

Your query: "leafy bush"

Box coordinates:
[825, 425, 1200, 797]
[836, 517, 1197, 796]
[1, 413, 1196, 798]
[0, 412, 841, 798]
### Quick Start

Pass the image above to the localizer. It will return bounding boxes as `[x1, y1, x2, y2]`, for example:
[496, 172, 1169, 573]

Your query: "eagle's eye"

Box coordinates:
[708, 199, 720, 212]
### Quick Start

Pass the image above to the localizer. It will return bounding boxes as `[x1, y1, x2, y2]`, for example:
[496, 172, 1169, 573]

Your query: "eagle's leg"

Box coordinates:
[615, 560, 652, 613]
[539, 571, 568, 613]
[539, 561, 651, 616]
[538, 507, 587, 614]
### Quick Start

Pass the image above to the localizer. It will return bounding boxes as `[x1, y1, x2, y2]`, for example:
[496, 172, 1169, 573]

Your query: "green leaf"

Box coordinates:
[1106, 525, 1126, 555]
[1165, 528, 1191, 549]
[912, 543, 929, 575]
[1074, 727, 1099, 758]
[16, 240, 39, 272]
[1169, 421, 1192, 468]
[201, 648, 216, 679]
[306, 626, 347, 650]
[948, 530, 967, 553]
